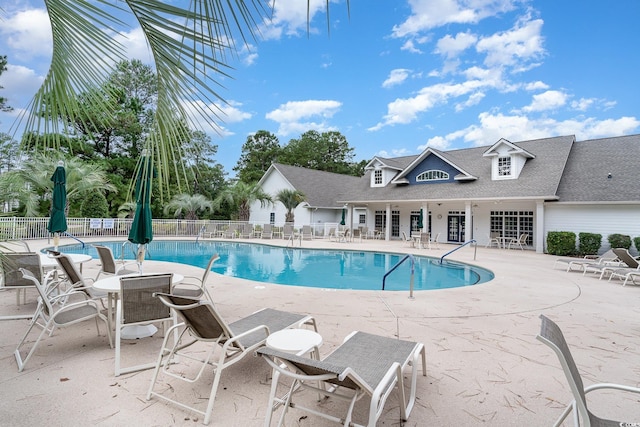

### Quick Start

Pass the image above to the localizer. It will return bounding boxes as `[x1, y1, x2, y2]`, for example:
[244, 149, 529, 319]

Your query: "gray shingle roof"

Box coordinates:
[269, 134, 640, 206]
[270, 163, 361, 208]
[343, 135, 575, 203]
[555, 134, 640, 202]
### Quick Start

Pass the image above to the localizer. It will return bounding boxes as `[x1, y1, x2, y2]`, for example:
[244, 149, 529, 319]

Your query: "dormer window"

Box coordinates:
[498, 156, 511, 177]
[416, 169, 449, 182]
[374, 170, 382, 185]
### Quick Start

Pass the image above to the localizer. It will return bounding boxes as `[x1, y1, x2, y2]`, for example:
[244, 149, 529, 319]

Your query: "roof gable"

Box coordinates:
[392, 148, 476, 184]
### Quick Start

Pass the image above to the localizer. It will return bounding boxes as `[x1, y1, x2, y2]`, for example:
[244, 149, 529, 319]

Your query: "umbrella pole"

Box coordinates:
[136, 244, 146, 274]
[53, 233, 59, 251]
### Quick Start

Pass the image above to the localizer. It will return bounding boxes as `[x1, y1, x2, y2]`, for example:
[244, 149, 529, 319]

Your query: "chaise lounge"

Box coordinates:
[258, 331, 426, 427]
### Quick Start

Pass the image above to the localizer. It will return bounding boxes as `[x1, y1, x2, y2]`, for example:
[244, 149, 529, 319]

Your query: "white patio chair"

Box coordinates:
[147, 293, 317, 425]
[14, 268, 112, 372]
[115, 273, 175, 376]
[536, 314, 640, 426]
[171, 253, 219, 302]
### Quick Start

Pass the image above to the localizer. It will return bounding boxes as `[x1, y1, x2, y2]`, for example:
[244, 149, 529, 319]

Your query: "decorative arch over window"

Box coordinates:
[416, 169, 449, 182]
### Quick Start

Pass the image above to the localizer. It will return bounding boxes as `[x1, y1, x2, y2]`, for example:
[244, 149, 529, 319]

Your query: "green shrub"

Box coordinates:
[607, 233, 631, 249]
[578, 232, 602, 256]
[634, 237, 640, 253]
[81, 192, 108, 218]
[546, 231, 576, 256]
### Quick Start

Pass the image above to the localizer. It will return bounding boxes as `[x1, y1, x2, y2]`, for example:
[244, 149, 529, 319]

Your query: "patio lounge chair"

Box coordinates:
[223, 224, 238, 239]
[301, 225, 313, 240]
[240, 223, 254, 238]
[588, 248, 639, 280]
[282, 224, 294, 240]
[146, 294, 317, 425]
[261, 223, 273, 239]
[536, 314, 640, 426]
[115, 274, 175, 376]
[15, 268, 112, 372]
[554, 249, 619, 273]
[258, 331, 426, 427]
[93, 244, 138, 280]
[604, 248, 640, 284]
[171, 253, 219, 301]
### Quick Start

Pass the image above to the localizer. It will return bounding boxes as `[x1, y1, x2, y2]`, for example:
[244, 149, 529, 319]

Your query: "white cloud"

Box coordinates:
[182, 99, 252, 136]
[525, 81, 549, 91]
[115, 27, 154, 64]
[376, 148, 411, 157]
[455, 91, 485, 111]
[476, 16, 545, 70]
[368, 79, 489, 131]
[0, 8, 52, 60]
[382, 69, 412, 88]
[400, 39, 423, 54]
[435, 31, 478, 58]
[427, 112, 640, 149]
[571, 97, 597, 112]
[392, 0, 518, 38]
[522, 90, 567, 112]
[259, 0, 329, 40]
[0, 64, 43, 104]
[266, 100, 342, 136]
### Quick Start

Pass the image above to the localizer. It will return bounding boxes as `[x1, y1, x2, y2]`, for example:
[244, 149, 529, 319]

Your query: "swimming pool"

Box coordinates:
[57, 240, 494, 291]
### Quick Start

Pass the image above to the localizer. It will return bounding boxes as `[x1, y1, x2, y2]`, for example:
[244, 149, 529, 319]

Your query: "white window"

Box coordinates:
[416, 170, 449, 182]
[374, 170, 382, 185]
[498, 156, 511, 177]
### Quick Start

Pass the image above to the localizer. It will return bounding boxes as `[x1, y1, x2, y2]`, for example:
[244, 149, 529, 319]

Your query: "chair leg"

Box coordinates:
[14, 319, 50, 372]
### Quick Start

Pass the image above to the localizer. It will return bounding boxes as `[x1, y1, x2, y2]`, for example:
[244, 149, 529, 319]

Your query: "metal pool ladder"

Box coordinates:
[382, 254, 416, 299]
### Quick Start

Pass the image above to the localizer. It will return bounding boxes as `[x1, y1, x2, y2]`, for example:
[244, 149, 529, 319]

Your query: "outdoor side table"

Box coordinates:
[266, 328, 323, 359]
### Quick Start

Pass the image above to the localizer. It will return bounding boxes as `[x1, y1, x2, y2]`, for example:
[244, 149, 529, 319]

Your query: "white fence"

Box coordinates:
[0, 217, 342, 242]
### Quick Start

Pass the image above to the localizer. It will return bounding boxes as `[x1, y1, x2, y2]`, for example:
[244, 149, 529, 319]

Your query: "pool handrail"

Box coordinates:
[382, 253, 416, 299]
[440, 239, 477, 264]
[62, 232, 85, 248]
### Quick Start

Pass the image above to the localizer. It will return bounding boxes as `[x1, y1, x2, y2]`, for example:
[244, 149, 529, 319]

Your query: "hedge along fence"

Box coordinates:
[608, 233, 631, 250]
[578, 232, 602, 256]
[548, 231, 639, 256]
[547, 231, 577, 256]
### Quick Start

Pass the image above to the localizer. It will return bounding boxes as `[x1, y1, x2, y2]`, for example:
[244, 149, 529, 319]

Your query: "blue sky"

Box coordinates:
[1, 0, 639, 176]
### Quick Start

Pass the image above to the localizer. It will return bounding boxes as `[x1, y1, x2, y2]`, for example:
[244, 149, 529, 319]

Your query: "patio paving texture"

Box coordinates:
[1, 237, 639, 426]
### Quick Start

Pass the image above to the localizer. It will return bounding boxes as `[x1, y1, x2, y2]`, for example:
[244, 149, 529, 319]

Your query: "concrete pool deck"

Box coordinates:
[1, 237, 639, 426]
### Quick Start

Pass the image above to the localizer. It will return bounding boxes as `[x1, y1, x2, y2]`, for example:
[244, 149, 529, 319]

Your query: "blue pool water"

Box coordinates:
[57, 240, 494, 291]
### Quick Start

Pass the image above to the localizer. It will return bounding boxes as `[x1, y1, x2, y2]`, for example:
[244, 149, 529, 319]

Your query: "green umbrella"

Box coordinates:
[417, 208, 424, 230]
[47, 162, 67, 250]
[128, 153, 154, 270]
[340, 208, 346, 226]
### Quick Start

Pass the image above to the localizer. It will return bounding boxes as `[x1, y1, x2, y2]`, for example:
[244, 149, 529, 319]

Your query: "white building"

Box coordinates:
[250, 134, 640, 253]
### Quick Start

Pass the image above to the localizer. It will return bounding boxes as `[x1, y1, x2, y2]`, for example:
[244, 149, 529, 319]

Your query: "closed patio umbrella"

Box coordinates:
[128, 152, 154, 273]
[417, 208, 424, 230]
[47, 161, 67, 250]
[340, 208, 346, 226]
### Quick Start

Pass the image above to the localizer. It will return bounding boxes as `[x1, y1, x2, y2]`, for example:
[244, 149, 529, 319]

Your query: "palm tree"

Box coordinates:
[163, 193, 213, 220]
[276, 189, 305, 223]
[0, 154, 116, 216]
[214, 181, 272, 222]
[16, 2, 340, 197]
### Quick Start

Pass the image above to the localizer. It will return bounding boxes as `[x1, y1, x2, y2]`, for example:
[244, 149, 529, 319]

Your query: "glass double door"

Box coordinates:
[447, 214, 465, 243]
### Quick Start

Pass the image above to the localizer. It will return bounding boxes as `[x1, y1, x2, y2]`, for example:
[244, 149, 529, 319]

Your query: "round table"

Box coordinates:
[266, 328, 323, 359]
[93, 272, 184, 339]
[39, 253, 92, 271]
